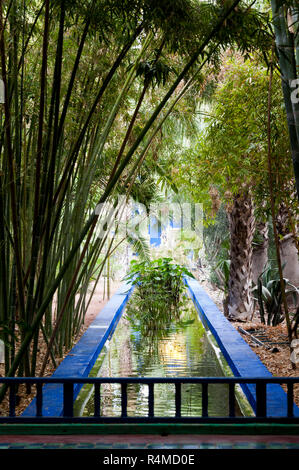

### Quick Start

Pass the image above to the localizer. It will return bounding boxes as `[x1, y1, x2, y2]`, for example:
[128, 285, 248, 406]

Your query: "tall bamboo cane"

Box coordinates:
[0, 0, 243, 403]
[271, 0, 299, 200]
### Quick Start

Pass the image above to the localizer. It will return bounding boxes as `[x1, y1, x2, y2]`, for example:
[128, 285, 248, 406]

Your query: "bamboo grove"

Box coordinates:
[0, 0, 296, 402]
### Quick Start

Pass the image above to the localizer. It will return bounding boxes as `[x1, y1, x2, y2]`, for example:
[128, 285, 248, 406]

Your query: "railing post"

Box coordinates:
[36, 382, 43, 417]
[94, 383, 101, 417]
[175, 383, 181, 418]
[256, 382, 267, 417]
[63, 382, 74, 417]
[229, 382, 235, 417]
[287, 382, 294, 418]
[148, 383, 154, 418]
[121, 383, 127, 418]
[9, 383, 16, 417]
[202, 382, 208, 417]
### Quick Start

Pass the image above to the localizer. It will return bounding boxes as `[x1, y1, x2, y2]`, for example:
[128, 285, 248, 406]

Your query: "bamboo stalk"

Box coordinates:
[0, 0, 243, 400]
[271, 0, 299, 200]
[0, 2, 26, 329]
[267, 48, 294, 361]
[25, 0, 50, 329]
[100, 0, 243, 206]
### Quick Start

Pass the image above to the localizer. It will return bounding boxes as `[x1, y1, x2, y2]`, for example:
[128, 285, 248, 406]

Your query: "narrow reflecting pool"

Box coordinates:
[74, 294, 240, 417]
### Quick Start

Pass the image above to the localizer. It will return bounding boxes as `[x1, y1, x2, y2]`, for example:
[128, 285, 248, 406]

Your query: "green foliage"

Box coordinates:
[202, 204, 230, 287]
[0, 0, 290, 388]
[214, 259, 231, 295]
[124, 258, 194, 336]
[170, 56, 296, 217]
[2, 0, 216, 380]
[135, 59, 173, 88]
[122, 170, 164, 213]
[126, 233, 151, 262]
[252, 265, 299, 326]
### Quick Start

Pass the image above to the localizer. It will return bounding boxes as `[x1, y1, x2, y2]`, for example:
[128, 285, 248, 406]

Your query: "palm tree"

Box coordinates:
[226, 190, 255, 321]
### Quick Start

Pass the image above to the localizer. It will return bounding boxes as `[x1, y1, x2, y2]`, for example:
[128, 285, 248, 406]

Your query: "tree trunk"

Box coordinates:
[280, 235, 299, 287]
[227, 191, 255, 321]
[252, 221, 269, 284]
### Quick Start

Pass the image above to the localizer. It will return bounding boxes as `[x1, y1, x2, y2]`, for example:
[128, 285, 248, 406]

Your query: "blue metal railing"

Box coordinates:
[0, 376, 299, 424]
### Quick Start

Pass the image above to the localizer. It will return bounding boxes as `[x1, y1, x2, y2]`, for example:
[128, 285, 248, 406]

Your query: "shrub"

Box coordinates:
[124, 257, 194, 334]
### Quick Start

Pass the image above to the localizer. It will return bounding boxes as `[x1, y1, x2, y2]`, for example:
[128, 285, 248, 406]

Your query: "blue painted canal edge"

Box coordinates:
[22, 282, 134, 417]
[184, 276, 299, 418]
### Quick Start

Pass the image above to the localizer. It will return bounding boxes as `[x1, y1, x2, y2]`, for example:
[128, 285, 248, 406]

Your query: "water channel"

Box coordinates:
[74, 293, 242, 418]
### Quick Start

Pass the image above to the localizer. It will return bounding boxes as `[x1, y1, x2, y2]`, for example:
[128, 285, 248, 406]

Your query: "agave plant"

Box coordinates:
[214, 259, 231, 295]
[252, 266, 299, 326]
[213, 258, 231, 316]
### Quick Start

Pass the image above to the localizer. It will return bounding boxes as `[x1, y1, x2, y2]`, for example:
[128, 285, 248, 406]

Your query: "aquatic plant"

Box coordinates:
[124, 258, 194, 336]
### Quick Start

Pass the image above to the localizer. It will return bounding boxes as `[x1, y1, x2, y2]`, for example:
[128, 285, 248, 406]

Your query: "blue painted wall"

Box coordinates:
[149, 216, 162, 246]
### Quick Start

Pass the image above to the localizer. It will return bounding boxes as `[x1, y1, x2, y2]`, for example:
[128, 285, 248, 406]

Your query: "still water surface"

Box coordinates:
[74, 297, 232, 417]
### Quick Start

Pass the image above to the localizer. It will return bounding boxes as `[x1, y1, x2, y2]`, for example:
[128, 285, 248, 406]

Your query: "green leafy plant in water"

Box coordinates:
[124, 257, 194, 337]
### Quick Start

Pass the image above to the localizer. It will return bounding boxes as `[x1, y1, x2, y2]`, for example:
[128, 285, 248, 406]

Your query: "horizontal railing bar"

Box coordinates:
[0, 377, 298, 384]
[1, 376, 298, 423]
[1, 416, 299, 424]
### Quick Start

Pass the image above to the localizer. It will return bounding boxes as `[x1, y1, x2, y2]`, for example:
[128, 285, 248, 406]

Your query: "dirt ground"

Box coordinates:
[1, 274, 299, 416]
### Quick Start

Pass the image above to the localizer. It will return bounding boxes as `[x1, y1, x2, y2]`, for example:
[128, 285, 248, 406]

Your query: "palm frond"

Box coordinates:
[126, 231, 151, 262]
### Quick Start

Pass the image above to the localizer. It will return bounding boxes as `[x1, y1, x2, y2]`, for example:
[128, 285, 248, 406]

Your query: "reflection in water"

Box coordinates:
[75, 297, 234, 418]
